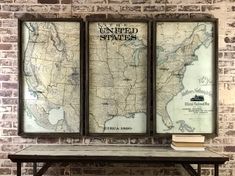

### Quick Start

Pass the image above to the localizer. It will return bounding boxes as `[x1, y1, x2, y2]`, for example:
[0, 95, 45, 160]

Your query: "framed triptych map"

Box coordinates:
[85, 19, 151, 135]
[18, 18, 84, 136]
[153, 19, 218, 135]
[18, 17, 218, 137]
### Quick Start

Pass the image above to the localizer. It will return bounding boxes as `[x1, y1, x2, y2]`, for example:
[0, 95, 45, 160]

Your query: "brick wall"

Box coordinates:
[0, 0, 234, 175]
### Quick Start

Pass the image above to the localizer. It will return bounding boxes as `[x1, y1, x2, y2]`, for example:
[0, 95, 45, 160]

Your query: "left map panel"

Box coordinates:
[19, 19, 83, 135]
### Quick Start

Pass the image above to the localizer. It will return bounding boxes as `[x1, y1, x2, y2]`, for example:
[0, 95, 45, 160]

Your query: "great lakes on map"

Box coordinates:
[88, 22, 148, 133]
[156, 22, 215, 133]
[22, 21, 81, 133]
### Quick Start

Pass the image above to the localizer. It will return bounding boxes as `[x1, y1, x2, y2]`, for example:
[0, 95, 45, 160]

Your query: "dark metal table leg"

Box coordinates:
[33, 162, 37, 176]
[17, 162, 21, 176]
[198, 164, 201, 176]
[214, 164, 219, 176]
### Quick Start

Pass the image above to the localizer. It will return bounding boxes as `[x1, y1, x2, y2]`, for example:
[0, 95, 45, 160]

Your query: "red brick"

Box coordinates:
[0, 121, 12, 128]
[225, 37, 235, 43]
[0, 67, 17, 74]
[0, 137, 12, 143]
[0, 75, 10, 81]
[224, 52, 235, 59]
[195, 0, 212, 3]
[0, 51, 17, 58]
[2, 5, 25, 11]
[154, 13, 190, 19]
[1, 114, 17, 120]
[143, 5, 165, 12]
[84, 137, 106, 144]
[37, 137, 60, 144]
[12, 137, 36, 144]
[219, 106, 234, 113]
[0, 168, 11, 175]
[178, 5, 201, 11]
[166, 5, 177, 12]
[0, 12, 13, 19]
[85, 0, 107, 3]
[154, 0, 167, 3]
[227, 21, 235, 28]
[72, 5, 95, 12]
[120, 5, 141, 12]
[49, 5, 61, 12]
[224, 146, 235, 152]
[0, 59, 14, 66]
[163, 0, 184, 3]
[130, 137, 152, 144]
[219, 60, 234, 67]
[96, 5, 119, 12]
[38, 0, 59, 3]
[2, 83, 18, 89]
[2, 144, 24, 152]
[26, 5, 49, 12]
[14, 0, 37, 2]
[225, 130, 235, 136]
[213, 0, 226, 3]
[0, 153, 8, 159]
[108, 0, 129, 3]
[0, 44, 12, 50]
[0, 105, 13, 112]
[2, 35, 17, 43]
[61, 0, 71, 3]
[202, 5, 221, 12]
[107, 138, 129, 144]
[2, 129, 17, 136]
[0, 0, 13, 2]
[72, 138, 82, 144]
[0, 90, 12, 97]
[131, 0, 151, 4]
[224, 68, 235, 74]
[86, 14, 106, 19]
[60, 138, 73, 144]
[2, 98, 18, 104]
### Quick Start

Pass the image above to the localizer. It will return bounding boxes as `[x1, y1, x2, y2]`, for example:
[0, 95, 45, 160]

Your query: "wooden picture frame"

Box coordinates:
[18, 18, 84, 136]
[153, 18, 218, 135]
[85, 18, 151, 136]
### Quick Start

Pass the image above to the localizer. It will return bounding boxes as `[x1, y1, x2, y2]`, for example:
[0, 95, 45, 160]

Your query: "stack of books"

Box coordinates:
[171, 135, 205, 151]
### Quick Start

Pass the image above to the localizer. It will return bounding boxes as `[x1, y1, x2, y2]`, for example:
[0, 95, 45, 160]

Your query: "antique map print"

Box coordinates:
[89, 22, 148, 133]
[22, 21, 81, 133]
[156, 22, 215, 133]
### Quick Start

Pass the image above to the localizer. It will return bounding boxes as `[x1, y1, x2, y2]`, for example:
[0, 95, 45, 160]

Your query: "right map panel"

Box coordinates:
[155, 20, 217, 134]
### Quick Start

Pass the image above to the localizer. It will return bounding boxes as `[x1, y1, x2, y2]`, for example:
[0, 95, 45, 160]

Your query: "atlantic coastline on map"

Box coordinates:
[156, 22, 215, 133]
[22, 21, 81, 133]
[89, 22, 148, 133]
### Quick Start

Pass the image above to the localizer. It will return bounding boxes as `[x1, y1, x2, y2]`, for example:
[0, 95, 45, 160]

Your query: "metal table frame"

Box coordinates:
[8, 145, 229, 176]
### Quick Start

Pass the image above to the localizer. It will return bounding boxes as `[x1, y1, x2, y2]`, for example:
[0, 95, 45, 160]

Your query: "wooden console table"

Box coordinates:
[8, 145, 229, 176]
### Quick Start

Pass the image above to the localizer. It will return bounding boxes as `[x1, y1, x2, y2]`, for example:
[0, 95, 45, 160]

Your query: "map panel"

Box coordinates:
[155, 22, 215, 133]
[22, 21, 81, 133]
[88, 22, 148, 133]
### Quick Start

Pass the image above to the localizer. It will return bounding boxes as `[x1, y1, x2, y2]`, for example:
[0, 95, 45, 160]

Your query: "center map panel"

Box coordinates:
[87, 20, 149, 134]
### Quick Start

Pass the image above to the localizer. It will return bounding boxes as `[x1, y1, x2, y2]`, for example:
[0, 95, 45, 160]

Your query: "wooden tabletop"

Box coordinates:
[8, 145, 229, 164]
